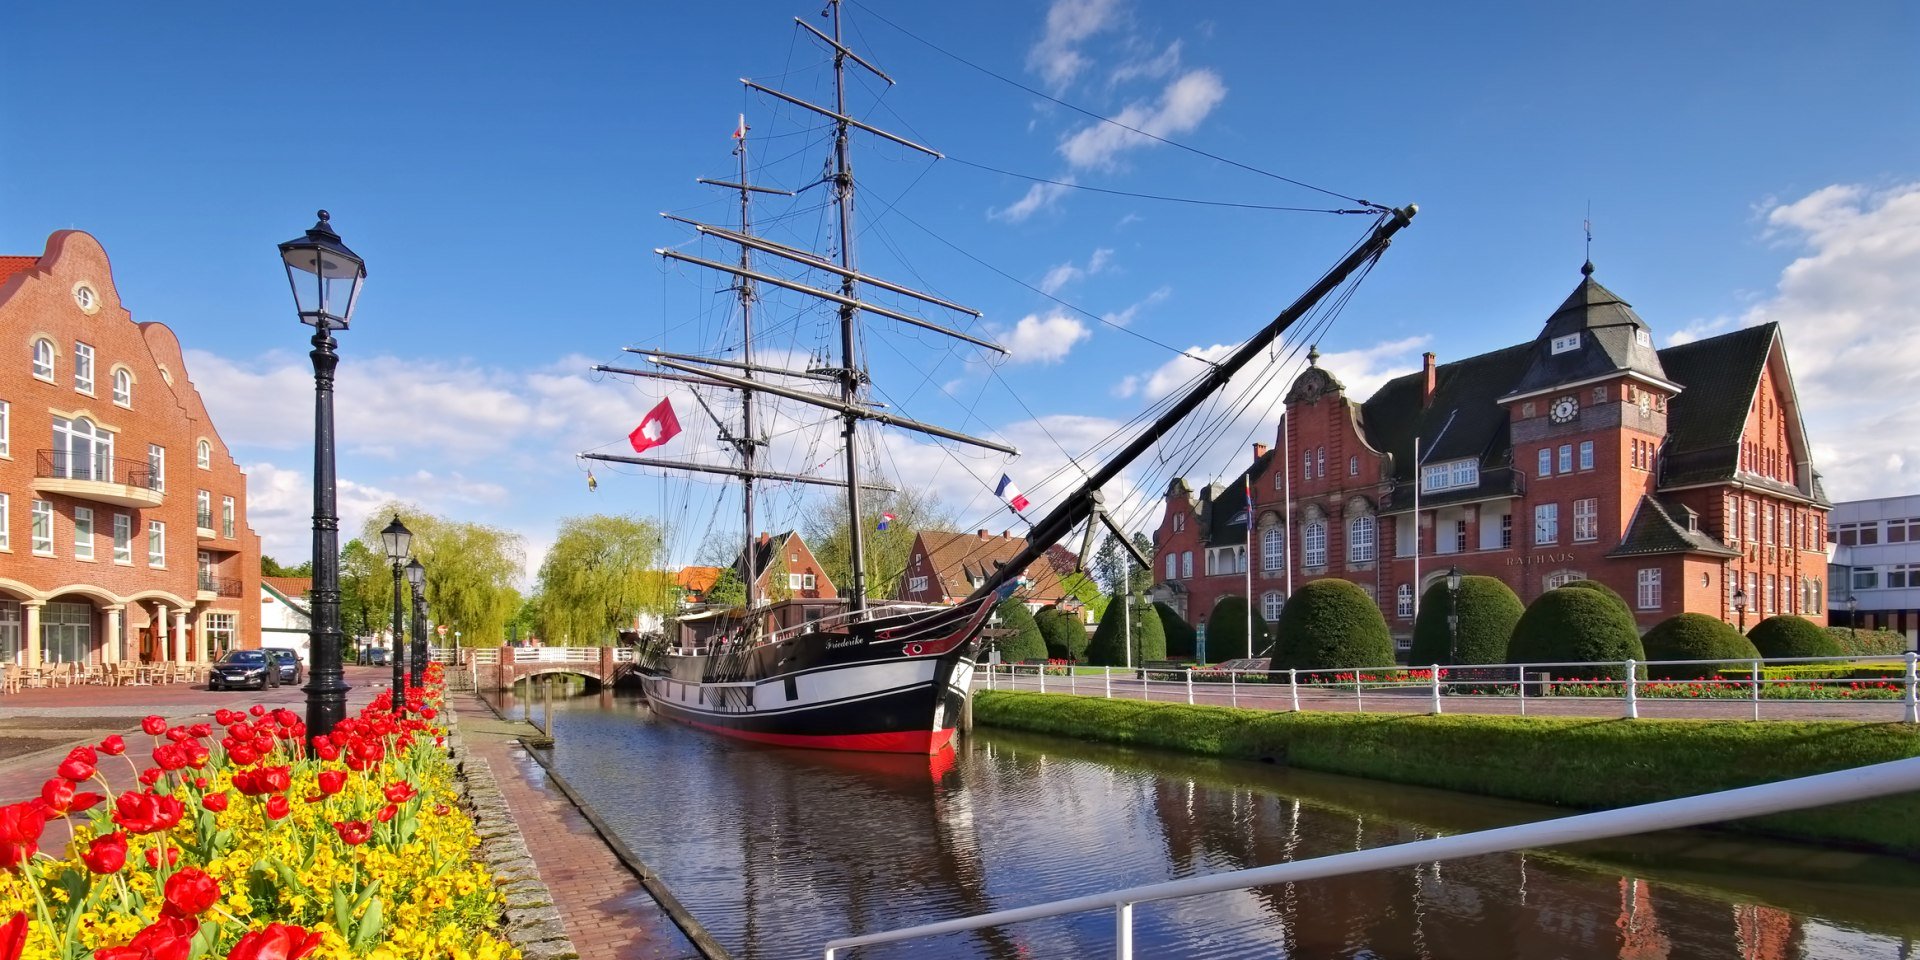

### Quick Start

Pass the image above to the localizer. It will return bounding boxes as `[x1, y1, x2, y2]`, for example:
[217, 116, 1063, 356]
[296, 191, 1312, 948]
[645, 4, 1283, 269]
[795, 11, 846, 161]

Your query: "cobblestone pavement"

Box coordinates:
[453, 693, 702, 960]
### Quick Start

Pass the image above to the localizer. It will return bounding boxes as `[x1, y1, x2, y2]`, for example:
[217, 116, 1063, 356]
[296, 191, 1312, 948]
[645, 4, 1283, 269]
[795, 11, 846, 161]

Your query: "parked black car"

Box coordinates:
[209, 650, 280, 691]
[265, 647, 303, 685]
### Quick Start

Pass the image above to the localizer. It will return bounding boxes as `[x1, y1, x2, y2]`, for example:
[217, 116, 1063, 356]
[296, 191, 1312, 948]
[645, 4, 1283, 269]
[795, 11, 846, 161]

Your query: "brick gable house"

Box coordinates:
[1, 230, 262, 669]
[1152, 262, 1829, 650]
[894, 529, 1078, 614]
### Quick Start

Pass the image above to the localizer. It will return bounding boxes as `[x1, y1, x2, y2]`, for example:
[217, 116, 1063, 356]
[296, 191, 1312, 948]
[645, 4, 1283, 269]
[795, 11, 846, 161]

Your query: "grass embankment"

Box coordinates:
[972, 690, 1920, 856]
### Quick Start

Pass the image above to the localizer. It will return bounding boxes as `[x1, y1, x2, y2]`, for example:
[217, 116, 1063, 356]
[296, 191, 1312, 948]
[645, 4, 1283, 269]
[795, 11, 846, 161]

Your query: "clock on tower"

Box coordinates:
[1549, 396, 1579, 423]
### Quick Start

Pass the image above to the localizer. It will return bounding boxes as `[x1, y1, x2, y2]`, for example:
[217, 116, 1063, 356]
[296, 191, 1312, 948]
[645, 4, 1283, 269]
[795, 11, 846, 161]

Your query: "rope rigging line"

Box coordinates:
[942, 156, 1374, 214]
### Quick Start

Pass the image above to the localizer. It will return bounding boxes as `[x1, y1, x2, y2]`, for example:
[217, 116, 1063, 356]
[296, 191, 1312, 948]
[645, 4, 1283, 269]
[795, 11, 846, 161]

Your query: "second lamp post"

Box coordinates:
[407, 558, 428, 688]
[382, 515, 413, 714]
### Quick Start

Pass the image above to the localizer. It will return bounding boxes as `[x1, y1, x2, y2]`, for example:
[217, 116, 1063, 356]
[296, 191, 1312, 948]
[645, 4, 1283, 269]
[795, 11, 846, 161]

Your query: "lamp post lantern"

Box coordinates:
[381, 515, 412, 714]
[1445, 566, 1463, 663]
[1732, 586, 1748, 633]
[407, 558, 428, 687]
[1848, 594, 1859, 641]
[281, 211, 366, 739]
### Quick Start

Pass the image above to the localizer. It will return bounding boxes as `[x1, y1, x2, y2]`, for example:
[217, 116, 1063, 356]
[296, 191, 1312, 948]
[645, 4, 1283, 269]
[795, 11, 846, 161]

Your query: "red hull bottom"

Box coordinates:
[679, 715, 957, 754]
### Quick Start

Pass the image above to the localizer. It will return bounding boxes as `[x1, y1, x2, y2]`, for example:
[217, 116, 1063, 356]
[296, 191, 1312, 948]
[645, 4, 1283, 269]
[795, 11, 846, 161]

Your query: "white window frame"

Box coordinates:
[1303, 522, 1327, 567]
[0, 400, 8, 458]
[1349, 455, 1359, 476]
[1573, 498, 1598, 542]
[1181, 551, 1193, 579]
[787, 572, 804, 590]
[32, 339, 55, 381]
[52, 415, 113, 481]
[1172, 512, 1185, 533]
[1578, 441, 1594, 470]
[1889, 564, 1920, 590]
[112, 368, 131, 407]
[73, 342, 94, 395]
[1262, 525, 1285, 572]
[148, 520, 166, 568]
[196, 439, 211, 470]
[1764, 574, 1776, 614]
[32, 500, 54, 556]
[1550, 333, 1581, 354]
[1421, 458, 1480, 493]
[148, 444, 165, 493]
[196, 490, 211, 530]
[1537, 448, 1551, 478]
[0, 492, 8, 551]
[222, 496, 235, 538]
[1558, 444, 1572, 474]
[1261, 591, 1285, 622]
[803, 573, 816, 590]
[1501, 513, 1513, 548]
[1396, 583, 1413, 619]
[1164, 554, 1176, 580]
[113, 513, 132, 564]
[1534, 503, 1559, 545]
[73, 506, 93, 561]
[1745, 501, 1758, 542]
[1637, 568, 1661, 610]
[909, 575, 929, 594]
[1348, 515, 1376, 563]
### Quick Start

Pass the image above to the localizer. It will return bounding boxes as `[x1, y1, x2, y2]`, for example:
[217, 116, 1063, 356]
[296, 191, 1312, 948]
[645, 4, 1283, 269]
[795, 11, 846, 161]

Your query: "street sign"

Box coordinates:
[436, 624, 448, 639]
[1195, 623, 1207, 665]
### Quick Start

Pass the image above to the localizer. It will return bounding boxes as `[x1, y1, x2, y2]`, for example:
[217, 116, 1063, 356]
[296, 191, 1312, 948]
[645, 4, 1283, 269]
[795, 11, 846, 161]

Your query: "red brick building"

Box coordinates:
[0, 230, 262, 670]
[1152, 262, 1830, 650]
[894, 529, 1077, 613]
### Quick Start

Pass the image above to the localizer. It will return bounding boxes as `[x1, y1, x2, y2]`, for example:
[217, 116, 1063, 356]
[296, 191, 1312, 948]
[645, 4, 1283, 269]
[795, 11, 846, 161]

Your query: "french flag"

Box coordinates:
[995, 474, 1030, 512]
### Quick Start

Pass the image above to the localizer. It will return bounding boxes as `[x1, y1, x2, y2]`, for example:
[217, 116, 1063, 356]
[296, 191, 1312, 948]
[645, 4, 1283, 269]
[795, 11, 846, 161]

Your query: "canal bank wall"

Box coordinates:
[972, 690, 1920, 857]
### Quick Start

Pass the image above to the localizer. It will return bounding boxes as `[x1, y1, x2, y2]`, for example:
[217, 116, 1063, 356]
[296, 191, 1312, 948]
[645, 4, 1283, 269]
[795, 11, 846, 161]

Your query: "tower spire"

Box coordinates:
[1583, 203, 1594, 275]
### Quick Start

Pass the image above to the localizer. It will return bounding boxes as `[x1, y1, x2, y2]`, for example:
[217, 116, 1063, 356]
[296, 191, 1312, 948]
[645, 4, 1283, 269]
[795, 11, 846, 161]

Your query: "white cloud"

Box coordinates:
[1027, 0, 1124, 91]
[242, 461, 403, 563]
[1102, 284, 1170, 327]
[990, 180, 1075, 223]
[1037, 247, 1115, 294]
[1058, 69, 1227, 170]
[1108, 39, 1182, 87]
[1004, 314, 1092, 364]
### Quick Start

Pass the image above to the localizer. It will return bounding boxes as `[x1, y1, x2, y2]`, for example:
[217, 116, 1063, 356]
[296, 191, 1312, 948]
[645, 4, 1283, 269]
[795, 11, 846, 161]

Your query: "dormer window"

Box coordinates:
[1550, 333, 1581, 355]
[1635, 328, 1652, 348]
[1420, 458, 1480, 493]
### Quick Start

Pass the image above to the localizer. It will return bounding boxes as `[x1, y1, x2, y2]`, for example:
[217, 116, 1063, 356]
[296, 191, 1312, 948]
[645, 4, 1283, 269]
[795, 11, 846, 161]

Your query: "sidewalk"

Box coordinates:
[453, 693, 703, 960]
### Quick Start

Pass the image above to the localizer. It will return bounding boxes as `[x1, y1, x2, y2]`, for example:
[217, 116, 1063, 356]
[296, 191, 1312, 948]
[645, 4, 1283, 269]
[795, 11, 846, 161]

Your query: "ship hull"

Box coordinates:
[638, 598, 987, 755]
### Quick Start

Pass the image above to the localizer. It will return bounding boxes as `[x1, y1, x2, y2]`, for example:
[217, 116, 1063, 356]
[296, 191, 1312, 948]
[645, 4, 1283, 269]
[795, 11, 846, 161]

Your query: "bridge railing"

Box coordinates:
[822, 757, 1920, 958]
[978, 652, 1920, 722]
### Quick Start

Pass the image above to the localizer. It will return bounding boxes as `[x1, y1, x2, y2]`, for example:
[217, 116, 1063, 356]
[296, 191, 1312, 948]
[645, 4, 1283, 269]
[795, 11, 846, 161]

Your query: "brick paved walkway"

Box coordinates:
[453, 694, 702, 960]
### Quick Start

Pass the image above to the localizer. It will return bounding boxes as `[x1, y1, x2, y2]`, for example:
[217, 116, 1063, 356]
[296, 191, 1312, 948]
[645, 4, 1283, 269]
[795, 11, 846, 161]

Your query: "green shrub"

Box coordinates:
[1274, 578, 1396, 670]
[1507, 587, 1646, 677]
[1640, 613, 1762, 679]
[1156, 602, 1197, 659]
[1085, 594, 1165, 666]
[1748, 615, 1843, 661]
[1830, 626, 1910, 658]
[1033, 605, 1088, 661]
[1408, 576, 1525, 666]
[973, 691, 1920, 856]
[1715, 662, 1907, 682]
[1560, 578, 1629, 610]
[1203, 595, 1267, 663]
[992, 599, 1048, 663]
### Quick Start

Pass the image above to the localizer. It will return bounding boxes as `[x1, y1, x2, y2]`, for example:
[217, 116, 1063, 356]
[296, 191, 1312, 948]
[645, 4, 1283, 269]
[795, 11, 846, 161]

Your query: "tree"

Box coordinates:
[533, 514, 671, 647]
[337, 539, 383, 642]
[705, 567, 747, 608]
[1507, 587, 1646, 678]
[509, 594, 541, 643]
[1128, 533, 1156, 595]
[1747, 615, 1843, 660]
[765, 549, 793, 602]
[1274, 579, 1396, 670]
[1641, 613, 1762, 679]
[1034, 605, 1089, 661]
[358, 503, 525, 647]
[1091, 534, 1128, 597]
[261, 555, 312, 577]
[1058, 571, 1103, 610]
[1156, 602, 1197, 659]
[1203, 596, 1266, 662]
[803, 488, 952, 600]
[1085, 593, 1165, 666]
[992, 599, 1048, 662]
[1408, 576, 1525, 667]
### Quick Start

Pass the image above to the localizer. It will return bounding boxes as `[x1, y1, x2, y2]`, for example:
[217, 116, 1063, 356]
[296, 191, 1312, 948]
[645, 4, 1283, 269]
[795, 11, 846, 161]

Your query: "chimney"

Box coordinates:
[977, 529, 990, 540]
[1002, 530, 1012, 539]
[1253, 442, 1269, 460]
[758, 532, 771, 546]
[1422, 352, 1437, 407]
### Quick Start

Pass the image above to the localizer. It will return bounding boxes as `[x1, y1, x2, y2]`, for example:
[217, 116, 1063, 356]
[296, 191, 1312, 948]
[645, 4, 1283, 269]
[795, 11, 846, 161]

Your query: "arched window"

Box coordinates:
[196, 439, 211, 470]
[52, 415, 111, 481]
[1316, 446, 1326, 477]
[112, 368, 132, 407]
[1348, 514, 1377, 563]
[1164, 554, 1176, 580]
[32, 339, 55, 380]
[1302, 521, 1327, 567]
[1261, 591, 1285, 622]
[1261, 525, 1286, 571]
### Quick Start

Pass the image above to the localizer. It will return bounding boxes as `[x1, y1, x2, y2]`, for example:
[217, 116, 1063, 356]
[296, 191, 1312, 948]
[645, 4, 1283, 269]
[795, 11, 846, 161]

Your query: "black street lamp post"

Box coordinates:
[407, 558, 428, 687]
[1445, 566, 1463, 662]
[280, 211, 365, 739]
[1733, 586, 1748, 633]
[381, 515, 413, 714]
[1848, 595, 1859, 641]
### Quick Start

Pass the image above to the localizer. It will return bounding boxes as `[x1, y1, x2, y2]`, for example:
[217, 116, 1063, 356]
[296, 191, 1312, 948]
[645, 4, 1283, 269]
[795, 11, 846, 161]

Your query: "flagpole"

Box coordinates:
[1244, 472, 1253, 663]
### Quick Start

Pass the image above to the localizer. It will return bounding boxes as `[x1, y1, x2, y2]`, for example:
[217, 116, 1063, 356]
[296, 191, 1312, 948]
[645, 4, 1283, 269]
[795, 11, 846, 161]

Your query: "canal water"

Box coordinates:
[493, 682, 1920, 959]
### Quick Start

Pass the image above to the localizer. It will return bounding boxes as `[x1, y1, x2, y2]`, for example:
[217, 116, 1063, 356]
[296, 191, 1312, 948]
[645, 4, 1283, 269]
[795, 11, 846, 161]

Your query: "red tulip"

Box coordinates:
[138, 768, 163, 787]
[70, 792, 104, 813]
[257, 766, 291, 794]
[98, 734, 127, 756]
[382, 781, 416, 805]
[142, 716, 168, 737]
[95, 912, 195, 960]
[224, 922, 324, 960]
[311, 740, 340, 762]
[202, 793, 229, 813]
[143, 845, 181, 868]
[113, 792, 185, 835]
[249, 705, 267, 717]
[265, 795, 290, 821]
[213, 709, 239, 726]
[163, 867, 220, 916]
[58, 754, 97, 782]
[40, 779, 75, 814]
[433, 803, 451, 817]
[187, 723, 212, 739]
[0, 912, 26, 960]
[151, 745, 187, 772]
[376, 804, 397, 824]
[332, 821, 371, 846]
[0, 803, 45, 872]
[228, 745, 260, 767]
[317, 770, 347, 796]
[82, 832, 128, 874]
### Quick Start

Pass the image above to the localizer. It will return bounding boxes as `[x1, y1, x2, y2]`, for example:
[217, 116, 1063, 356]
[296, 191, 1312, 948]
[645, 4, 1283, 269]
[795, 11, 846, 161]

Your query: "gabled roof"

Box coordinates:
[1503, 264, 1673, 401]
[1362, 343, 1533, 484]
[676, 566, 722, 593]
[261, 577, 312, 616]
[1656, 323, 1776, 489]
[740, 532, 800, 582]
[1607, 495, 1741, 558]
[1201, 450, 1276, 542]
[914, 529, 1070, 602]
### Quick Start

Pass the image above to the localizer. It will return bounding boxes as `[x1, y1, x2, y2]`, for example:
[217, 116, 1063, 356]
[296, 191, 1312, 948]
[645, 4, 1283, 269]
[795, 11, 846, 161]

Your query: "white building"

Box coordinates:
[1827, 495, 1920, 649]
[260, 576, 312, 663]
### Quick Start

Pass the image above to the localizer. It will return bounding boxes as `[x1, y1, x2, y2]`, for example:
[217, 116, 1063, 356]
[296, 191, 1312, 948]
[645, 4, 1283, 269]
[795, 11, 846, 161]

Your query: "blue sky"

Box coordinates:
[4, 1, 1916, 579]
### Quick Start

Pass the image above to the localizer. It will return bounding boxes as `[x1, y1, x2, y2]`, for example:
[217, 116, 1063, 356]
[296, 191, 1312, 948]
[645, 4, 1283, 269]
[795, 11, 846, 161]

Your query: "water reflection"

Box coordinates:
[493, 683, 1917, 960]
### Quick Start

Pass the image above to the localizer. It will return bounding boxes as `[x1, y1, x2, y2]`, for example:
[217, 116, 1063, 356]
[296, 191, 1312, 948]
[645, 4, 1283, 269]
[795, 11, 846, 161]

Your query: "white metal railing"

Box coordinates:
[823, 756, 1920, 958]
[978, 652, 1920, 722]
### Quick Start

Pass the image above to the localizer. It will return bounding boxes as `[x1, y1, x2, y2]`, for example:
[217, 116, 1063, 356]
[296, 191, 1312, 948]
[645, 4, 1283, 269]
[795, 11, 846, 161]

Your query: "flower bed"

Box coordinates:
[0, 663, 517, 960]
[1546, 676, 1904, 701]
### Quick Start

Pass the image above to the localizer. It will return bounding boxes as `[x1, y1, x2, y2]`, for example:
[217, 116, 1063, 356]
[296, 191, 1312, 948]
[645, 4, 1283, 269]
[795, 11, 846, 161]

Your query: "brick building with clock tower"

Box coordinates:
[1151, 260, 1830, 650]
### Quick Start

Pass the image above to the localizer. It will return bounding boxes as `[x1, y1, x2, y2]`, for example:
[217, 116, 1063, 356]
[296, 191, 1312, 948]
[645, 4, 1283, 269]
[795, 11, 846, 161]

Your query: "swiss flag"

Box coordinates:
[628, 398, 682, 453]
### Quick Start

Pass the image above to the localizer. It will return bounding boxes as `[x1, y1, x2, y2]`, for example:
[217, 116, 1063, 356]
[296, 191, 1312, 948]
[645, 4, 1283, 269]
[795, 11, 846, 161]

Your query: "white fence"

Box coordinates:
[979, 653, 1920, 722]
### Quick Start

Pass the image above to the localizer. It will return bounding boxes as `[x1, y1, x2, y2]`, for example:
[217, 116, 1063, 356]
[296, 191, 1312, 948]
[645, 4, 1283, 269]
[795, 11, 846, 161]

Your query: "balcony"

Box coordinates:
[33, 450, 164, 509]
[196, 510, 218, 541]
[197, 574, 243, 601]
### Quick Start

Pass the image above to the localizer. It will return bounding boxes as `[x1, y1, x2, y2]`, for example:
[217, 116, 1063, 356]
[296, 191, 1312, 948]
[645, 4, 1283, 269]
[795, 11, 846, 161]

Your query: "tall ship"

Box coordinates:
[585, 1, 1415, 754]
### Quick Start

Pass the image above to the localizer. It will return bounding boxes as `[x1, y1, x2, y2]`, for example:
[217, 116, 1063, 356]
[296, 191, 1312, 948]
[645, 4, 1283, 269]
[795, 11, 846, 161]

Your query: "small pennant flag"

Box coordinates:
[732, 114, 748, 140]
[995, 474, 1030, 512]
[628, 398, 682, 453]
[878, 512, 896, 531]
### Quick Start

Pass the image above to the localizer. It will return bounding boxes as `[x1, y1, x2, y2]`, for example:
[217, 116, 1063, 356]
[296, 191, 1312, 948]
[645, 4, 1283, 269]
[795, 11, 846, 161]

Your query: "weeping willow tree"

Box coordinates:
[533, 514, 674, 646]
[357, 503, 525, 648]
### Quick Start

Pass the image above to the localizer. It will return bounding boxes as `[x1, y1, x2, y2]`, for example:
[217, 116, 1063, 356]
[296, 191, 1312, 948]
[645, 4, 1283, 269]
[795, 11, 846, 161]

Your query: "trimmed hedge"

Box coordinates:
[1830, 626, 1909, 658]
[1641, 613, 1763, 680]
[973, 691, 1920, 856]
[1408, 576, 1525, 667]
[993, 599, 1049, 663]
[1203, 595, 1266, 663]
[1157, 602, 1197, 659]
[1715, 662, 1908, 682]
[1034, 605, 1088, 661]
[1507, 587, 1646, 677]
[1085, 594, 1165, 666]
[1274, 578, 1396, 670]
[1748, 615, 1844, 660]
[1560, 578, 1629, 610]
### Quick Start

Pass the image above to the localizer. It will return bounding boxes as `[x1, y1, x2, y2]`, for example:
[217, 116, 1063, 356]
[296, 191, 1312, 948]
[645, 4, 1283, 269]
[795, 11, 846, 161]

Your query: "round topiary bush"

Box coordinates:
[1203, 595, 1267, 663]
[1034, 605, 1089, 661]
[1640, 613, 1762, 679]
[1560, 578, 1629, 611]
[1085, 594, 1165, 666]
[1747, 615, 1843, 661]
[1507, 587, 1646, 678]
[992, 599, 1049, 663]
[1156, 602, 1197, 659]
[1273, 578, 1396, 671]
[1408, 576, 1526, 667]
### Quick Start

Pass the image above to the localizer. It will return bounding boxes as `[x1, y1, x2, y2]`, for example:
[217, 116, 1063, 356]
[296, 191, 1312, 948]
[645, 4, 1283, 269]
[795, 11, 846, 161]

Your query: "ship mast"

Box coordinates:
[827, 0, 870, 613]
[734, 123, 762, 614]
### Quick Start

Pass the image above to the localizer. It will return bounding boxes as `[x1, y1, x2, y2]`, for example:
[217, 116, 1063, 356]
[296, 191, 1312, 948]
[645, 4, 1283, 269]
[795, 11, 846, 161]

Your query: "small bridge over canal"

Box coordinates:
[432, 646, 642, 692]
